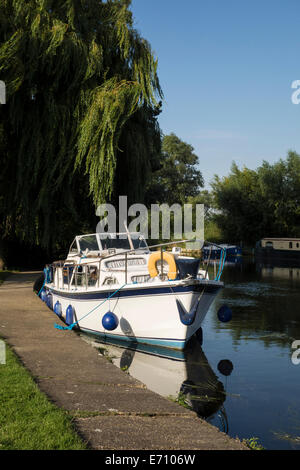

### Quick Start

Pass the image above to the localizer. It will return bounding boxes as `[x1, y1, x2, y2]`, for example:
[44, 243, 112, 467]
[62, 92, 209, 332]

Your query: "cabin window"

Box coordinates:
[88, 266, 99, 286]
[265, 241, 273, 248]
[71, 265, 85, 286]
[63, 265, 74, 284]
[131, 274, 151, 284]
[70, 265, 99, 287]
[289, 242, 293, 249]
[297, 243, 299, 249]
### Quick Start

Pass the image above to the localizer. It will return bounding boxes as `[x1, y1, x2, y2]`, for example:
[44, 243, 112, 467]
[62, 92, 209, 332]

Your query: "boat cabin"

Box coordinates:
[259, 238, 300, 251]
[48, 232, 213, 291]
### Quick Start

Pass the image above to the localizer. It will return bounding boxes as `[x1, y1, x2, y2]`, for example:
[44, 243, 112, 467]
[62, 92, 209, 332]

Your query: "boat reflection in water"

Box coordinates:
[81, 331, 231, 432]
[259, 264, 300, 282]
[204, 256, 243, 274]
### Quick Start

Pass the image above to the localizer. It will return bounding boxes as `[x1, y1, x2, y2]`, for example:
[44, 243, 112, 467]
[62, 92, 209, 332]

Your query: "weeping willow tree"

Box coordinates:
[0, 0, 162, 266]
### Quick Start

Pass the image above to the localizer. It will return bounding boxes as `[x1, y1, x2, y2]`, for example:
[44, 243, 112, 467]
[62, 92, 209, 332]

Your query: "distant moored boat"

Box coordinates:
[255, 238, 300, 263]
[202, 244, 242, 260]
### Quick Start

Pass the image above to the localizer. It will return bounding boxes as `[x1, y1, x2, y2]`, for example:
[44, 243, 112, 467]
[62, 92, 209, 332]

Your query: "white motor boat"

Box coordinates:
[40, 232, 226, 350]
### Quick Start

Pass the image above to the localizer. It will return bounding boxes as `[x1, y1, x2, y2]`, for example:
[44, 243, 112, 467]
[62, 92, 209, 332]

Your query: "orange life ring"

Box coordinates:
[148, 251, 177, 280]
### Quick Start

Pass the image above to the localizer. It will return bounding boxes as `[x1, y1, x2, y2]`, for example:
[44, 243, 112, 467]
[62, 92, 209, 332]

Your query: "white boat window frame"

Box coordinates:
[97, 232, 149, 253]
[77, 234, 100, 253]
[69, 238, 80, 255]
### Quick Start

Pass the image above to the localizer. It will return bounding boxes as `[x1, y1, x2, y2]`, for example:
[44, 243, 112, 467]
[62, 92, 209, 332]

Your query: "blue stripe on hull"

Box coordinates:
[79, 327, 186, 350]
[49, 282, 222, 301]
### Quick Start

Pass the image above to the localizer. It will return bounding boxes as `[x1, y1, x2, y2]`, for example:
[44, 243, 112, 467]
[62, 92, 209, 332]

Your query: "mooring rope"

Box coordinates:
[37, 278, 46, 297]
[215, 248, 227, 281]
[54, 283, 127, 331]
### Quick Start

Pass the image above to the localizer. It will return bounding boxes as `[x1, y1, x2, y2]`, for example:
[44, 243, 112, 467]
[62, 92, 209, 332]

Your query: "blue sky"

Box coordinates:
[130, 0, 300, 188]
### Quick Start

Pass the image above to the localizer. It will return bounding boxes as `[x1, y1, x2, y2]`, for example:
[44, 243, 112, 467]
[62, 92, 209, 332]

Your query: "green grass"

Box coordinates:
[204, 220, 223, 243]
[167, 392, 192, 410]
[0, 343, 87, 450]
[242, 437, 265, 450]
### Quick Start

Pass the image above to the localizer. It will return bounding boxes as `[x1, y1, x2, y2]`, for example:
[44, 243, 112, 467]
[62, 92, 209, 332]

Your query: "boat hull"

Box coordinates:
[255, 247, 300, 264]
[202, 245, 242, 259]
[47, 281, 222, 350]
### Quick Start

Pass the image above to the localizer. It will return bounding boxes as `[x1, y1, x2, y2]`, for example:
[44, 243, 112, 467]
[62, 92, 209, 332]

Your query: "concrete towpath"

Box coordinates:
[0, 272, 247, 450]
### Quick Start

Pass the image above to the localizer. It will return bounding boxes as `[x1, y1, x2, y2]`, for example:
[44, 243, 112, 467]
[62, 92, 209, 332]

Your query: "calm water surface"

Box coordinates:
[83, 258, 300, 450]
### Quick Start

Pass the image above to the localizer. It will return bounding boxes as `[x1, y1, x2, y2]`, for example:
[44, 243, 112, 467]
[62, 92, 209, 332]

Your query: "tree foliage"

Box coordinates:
[187, 190, 216, 220]
[0, 0, 162, 257]
[145, 133, 204, 206]
[211, 151, 300, 244]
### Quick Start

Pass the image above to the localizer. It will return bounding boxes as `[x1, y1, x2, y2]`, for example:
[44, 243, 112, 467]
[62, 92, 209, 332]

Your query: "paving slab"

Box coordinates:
[75, 415, 245, 450]
[0, 272, 247, 450]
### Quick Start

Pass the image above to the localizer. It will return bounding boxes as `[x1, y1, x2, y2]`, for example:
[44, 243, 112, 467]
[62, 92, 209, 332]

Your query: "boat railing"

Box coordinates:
[47, 239, 226, 289]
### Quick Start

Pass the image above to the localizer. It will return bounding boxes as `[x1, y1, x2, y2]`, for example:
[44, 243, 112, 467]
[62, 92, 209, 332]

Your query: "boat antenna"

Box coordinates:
[124, 221, 134, 250]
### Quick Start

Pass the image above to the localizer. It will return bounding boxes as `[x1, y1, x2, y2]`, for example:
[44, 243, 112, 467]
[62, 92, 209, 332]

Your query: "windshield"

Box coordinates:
[101, 237, 131, 251]
[78, 235, 99, 252]
[131, 234, 148, 250]
[69, 239, 78, 253]
[99, 234, 148, 251]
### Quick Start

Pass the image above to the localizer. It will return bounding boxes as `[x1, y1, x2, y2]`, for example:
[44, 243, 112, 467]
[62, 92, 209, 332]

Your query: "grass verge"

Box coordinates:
[0, 343, 87, 450]
[242, 437, 265, 450]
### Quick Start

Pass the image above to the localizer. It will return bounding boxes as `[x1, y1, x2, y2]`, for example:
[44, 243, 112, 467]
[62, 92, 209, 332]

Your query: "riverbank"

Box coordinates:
[0, 270, 13, 285]
[0, 344, 87, 449]
[0, 272, 247, 450]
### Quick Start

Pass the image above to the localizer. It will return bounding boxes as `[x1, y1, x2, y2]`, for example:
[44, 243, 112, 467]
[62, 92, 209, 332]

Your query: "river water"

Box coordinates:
[82, 257, 300, 450]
